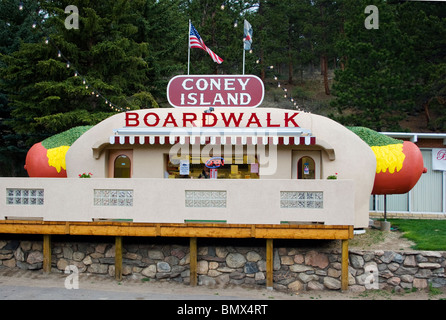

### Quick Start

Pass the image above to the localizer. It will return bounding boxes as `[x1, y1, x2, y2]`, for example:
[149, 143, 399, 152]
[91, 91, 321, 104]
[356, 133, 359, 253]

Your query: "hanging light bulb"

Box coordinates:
[220, 3, 225, 10]
[249, 49, 253, 54]
[274, 76, 278, 81]
[19, 1, 23, 10]
[278, 83, 281, 88]
[45, 37, 49, 44]
[74, 71, 78, 77]
[233, 20, 238, 28]
[66, 61, 70, 68]
[57, 50, 61, 58]
[32, 21, 37, 29]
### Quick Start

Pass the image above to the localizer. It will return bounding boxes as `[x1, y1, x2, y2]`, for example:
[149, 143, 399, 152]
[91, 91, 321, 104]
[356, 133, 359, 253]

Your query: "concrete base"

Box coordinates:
[381, 221, 391, 232]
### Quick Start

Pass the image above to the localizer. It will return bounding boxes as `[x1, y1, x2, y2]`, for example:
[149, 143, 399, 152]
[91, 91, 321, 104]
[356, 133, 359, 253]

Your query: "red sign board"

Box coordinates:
[167, 75, 264, 108]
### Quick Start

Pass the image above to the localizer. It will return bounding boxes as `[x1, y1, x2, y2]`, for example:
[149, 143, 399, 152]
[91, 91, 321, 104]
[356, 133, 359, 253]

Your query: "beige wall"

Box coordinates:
[0, 178, 355, 226]
[63, 108, 375, 228]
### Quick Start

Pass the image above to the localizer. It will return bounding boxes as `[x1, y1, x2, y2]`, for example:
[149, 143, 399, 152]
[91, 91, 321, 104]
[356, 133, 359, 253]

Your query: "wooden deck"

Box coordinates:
[0, 220, 353, 291]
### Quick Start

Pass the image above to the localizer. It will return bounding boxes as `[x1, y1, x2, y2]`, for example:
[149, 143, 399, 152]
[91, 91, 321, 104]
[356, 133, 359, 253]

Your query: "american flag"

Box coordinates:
[189, 22, 223, 64]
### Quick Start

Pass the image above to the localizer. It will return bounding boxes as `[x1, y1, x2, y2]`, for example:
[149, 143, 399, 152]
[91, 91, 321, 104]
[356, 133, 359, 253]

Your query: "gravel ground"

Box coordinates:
[0, 267, 445, 301]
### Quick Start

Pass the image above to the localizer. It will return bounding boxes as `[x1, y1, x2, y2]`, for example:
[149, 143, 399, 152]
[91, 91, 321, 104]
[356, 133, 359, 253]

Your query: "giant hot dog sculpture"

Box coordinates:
[24, 126, 92, 178]
[349, 127, 426, 195]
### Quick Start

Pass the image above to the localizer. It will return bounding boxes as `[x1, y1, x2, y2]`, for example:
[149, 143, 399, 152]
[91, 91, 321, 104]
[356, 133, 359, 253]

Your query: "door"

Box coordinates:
[109, 150, 133, 178]
[292, 150, 321, 179]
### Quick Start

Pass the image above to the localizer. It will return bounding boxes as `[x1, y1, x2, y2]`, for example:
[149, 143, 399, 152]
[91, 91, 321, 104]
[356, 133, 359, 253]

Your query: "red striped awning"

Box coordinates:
[109, 135, 316, 146]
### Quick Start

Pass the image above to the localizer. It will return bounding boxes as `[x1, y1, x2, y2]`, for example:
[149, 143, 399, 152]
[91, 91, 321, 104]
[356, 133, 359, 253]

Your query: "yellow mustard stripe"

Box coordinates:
[371, 144, 405, 174]
[47, 146, 70, 173]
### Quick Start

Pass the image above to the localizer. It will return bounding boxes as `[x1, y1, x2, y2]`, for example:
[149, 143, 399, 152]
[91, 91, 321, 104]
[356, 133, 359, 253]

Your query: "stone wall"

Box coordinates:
[0, 237, 445, 292]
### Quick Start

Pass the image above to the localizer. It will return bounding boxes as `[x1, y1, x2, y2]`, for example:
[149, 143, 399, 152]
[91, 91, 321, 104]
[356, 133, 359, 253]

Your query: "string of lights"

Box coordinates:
[250, 52, 302, 111]
[19, 0, 302, 113]
[18, 0, 130, 113]
[220, 2, 302, 112]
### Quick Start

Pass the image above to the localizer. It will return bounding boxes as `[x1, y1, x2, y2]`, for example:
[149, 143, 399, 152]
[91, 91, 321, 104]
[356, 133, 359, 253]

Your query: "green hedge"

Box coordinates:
[348, 126, 402, 147]
[41, 126, 93, 149]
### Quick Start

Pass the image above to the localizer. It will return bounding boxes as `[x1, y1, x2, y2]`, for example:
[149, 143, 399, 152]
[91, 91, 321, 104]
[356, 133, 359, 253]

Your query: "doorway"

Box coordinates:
[109, 150, 133, 178]
[292, 150, 321, 179]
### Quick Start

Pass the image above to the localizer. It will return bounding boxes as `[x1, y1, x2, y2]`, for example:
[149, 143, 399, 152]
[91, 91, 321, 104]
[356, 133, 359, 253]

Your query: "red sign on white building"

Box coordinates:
[167, 75, 264, 108]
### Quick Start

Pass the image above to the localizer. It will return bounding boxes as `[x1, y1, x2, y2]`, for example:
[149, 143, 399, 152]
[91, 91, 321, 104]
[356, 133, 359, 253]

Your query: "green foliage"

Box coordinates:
[0, 0, 445, 178]
[347, 126, 402, 147]
[0, 0, 45, 176]
[331, 0, 446, 132]
[0, 0, 161, 143]
[41, 125, 93, 149]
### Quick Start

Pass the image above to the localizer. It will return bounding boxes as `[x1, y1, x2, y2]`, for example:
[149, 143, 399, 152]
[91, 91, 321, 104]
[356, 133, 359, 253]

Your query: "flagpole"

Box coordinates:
[242, 19, 246, 75]
[243, 48, 245, 75]
[187, 19, 191, 75]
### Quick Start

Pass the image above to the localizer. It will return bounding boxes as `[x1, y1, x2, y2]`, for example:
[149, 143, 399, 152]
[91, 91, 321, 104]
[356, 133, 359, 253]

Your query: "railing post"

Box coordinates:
[341, 239, 349, 291]
[43, 234, 51, 273]
[190, 237, 197, 286]
[115, 236, 123, 281]
[266, 239, 273, 290]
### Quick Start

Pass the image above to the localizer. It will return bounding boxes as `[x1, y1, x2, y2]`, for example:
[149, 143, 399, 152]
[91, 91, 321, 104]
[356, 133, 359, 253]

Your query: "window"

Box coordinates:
[297, 156, 315, 179]
[114, 155, 131, 178]
[6, 189, 44, 205]
[185, 190, 227, 208]
[280, 191, 323, 209]
[94, 189, 133, 206]
[165, 154, 259, 179]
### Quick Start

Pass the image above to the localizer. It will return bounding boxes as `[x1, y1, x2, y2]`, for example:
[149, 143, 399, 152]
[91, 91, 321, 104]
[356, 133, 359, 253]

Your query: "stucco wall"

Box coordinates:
[64, 108, 376, 227]
[0, 178, 355, 225]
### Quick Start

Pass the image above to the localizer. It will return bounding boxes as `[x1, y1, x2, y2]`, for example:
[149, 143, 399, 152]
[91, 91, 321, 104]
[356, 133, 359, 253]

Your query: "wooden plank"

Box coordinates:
[266, 239, 273, 290]
[115, 236, 123, 281]
[255, 227, 351, 240]
[341, 239, 349, 291]
[69, 225, 158, 237]
[160, 226, 252, 238]
[0, 220, 353, 240]
[189, 237, 197, 287]
[348, 225, 354, 239]
[0, 223, 66, 235]
[43, 234, 51, 274]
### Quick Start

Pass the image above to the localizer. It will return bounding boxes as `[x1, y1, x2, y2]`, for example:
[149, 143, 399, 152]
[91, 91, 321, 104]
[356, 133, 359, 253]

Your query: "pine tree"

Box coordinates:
[0, 0, 158, 144]
[396, 1, 446, 131]
[0, 0, 44, 176]
[330, 0, 417, 131]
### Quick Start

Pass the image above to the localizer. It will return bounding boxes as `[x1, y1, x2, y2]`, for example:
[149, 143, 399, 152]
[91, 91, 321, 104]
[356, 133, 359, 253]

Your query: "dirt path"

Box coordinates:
[349, 227, 417, 251]
[1, 267, 445, 300]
